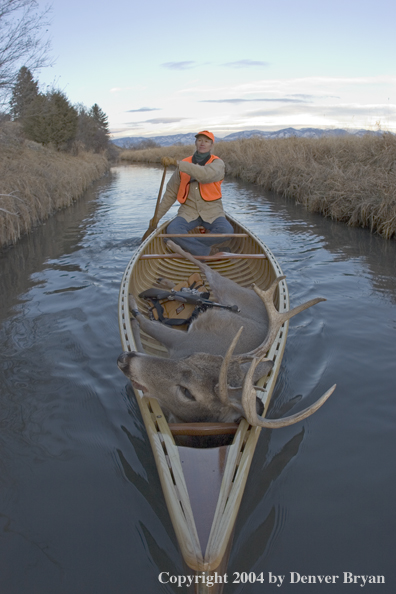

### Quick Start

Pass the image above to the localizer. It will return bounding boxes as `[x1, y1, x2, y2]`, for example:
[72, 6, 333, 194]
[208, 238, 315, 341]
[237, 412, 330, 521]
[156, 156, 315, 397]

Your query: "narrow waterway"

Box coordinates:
[0, 165, 395, 593]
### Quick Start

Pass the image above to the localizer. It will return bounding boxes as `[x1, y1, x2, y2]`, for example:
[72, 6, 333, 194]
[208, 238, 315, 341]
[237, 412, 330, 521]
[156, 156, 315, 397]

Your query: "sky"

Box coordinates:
[34, 0, 396, 140]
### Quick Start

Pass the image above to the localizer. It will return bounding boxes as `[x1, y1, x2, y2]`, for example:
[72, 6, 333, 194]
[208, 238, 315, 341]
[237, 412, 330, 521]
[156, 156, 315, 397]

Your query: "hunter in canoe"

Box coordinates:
[148, 130, 234, 255]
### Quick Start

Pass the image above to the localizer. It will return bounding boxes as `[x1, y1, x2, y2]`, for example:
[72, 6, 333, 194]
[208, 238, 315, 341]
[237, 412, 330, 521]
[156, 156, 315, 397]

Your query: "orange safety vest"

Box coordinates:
[176, 155, 223, 203]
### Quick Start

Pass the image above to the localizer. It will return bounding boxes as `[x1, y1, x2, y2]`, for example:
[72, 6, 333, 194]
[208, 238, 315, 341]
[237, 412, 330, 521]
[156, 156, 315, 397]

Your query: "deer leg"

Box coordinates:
[131, 318, 145, 353]
[128, 294, 179, 351]
[135, 315, 180, 350]
[166, 240, 249, 304]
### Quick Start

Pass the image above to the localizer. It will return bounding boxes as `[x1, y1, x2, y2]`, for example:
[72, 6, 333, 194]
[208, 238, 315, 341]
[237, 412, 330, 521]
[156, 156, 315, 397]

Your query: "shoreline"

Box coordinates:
[119, 134, 396, 240]
[0, 122, 109, 250]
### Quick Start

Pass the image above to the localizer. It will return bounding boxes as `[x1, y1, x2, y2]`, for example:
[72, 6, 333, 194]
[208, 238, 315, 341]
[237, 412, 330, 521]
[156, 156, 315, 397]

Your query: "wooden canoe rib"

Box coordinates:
[118, 215, 289, 590]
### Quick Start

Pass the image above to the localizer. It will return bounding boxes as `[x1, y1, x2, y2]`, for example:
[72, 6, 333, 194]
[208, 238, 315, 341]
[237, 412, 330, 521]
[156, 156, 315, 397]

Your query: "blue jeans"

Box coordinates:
[166, 216, 234, 255]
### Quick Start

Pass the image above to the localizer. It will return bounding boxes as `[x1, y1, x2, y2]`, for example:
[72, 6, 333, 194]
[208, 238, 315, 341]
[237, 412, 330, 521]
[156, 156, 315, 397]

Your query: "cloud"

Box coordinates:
[110, 126, 141, 135]
[287, 93, 340, 100]
[200, 97, 308, 104]
[244, 102, 396, 120]
[143, 117, 188, 124]
[161, 61, 196, 70]
[222, 75, 396, 99]
[126, 107, 161, 113]
[222, 59, 270, 68]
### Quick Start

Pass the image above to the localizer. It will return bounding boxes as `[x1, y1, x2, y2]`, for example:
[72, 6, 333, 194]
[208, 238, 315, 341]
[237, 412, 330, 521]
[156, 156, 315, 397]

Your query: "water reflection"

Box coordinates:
[0, 174, 112, 323]
[230, 429, 305, 582]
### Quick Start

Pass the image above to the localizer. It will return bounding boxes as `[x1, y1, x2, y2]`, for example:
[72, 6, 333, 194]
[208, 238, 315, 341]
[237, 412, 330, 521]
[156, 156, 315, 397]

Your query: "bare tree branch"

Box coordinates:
[0, 0, 52, 102]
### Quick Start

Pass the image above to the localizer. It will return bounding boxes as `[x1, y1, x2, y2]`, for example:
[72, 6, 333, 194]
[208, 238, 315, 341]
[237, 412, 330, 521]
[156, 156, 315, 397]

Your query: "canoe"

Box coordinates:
[118, 214, 289, 592]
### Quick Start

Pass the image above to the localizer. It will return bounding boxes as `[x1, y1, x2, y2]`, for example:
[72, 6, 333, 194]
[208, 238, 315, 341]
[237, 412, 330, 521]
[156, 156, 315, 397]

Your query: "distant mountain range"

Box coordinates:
[112, 127, 383, 148]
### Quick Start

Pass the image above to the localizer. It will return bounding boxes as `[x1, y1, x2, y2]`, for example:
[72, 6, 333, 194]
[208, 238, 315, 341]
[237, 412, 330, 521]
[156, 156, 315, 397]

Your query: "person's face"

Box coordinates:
[195, 135, 213, 153]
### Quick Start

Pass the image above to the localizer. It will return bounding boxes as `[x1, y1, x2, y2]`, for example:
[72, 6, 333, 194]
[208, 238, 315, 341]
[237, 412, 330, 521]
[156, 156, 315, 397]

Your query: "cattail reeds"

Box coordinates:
[120, 133, 396, 239]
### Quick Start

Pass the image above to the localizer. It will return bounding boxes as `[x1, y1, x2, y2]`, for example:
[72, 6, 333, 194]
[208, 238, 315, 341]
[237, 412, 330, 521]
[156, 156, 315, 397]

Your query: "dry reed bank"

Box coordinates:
[0, 122, 109, 249]
[120, 133, 396, 239]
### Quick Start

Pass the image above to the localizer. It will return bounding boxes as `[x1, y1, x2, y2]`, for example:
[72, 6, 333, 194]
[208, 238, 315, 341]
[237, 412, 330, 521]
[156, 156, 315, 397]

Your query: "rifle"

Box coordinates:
[139, 287, 240, 314]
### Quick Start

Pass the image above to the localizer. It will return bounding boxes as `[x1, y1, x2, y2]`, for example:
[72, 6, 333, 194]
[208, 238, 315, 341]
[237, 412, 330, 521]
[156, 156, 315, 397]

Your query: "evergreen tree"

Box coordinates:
[89, 103, 109, 134]
[75, 103, 97, 150]
[75, 103, 110, 152]
[22, 92, 49, 143]
[22, 89, 78, 149]
[47, 91, 78, 148]
[89, 103, 110, 152]
[9, 66, 39, 119]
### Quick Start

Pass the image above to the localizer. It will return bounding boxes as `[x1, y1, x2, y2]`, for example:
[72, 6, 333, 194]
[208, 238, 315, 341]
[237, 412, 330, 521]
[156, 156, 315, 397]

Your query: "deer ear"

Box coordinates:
[228, 397, 244, 416]
[250, 359, 274, 382]
[228, 392, 264, 416]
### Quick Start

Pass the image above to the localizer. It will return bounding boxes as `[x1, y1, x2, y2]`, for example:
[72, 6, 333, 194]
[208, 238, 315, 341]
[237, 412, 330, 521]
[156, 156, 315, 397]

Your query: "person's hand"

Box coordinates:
[161, 157, 178, 167]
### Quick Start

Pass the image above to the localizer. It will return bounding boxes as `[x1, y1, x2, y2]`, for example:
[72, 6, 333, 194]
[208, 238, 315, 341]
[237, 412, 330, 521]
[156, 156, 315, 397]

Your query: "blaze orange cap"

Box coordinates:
[195, 130, 215, 143]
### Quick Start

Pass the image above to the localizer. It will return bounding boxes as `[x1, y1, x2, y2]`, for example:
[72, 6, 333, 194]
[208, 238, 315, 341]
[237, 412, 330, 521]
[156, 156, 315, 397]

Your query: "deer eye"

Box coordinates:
[179, 386, 196, 401]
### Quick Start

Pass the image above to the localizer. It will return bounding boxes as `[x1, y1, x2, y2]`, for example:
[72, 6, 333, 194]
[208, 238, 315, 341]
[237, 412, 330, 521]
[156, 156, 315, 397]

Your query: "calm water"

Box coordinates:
[0, 165, 395, 594]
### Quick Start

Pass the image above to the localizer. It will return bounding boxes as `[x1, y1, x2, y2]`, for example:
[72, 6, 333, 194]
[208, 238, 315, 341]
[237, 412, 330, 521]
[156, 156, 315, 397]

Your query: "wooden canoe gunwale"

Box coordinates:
[118, 214, 290, 575]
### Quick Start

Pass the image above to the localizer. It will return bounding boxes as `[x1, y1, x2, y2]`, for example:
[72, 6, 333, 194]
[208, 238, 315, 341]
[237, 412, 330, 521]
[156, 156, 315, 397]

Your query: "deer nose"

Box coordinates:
[117, 351, 138, 370]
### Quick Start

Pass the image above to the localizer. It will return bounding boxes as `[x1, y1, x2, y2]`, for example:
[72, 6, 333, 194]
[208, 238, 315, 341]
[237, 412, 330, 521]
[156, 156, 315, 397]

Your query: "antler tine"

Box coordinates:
[236, 276, 326, 362]
[257, 275, 286, 303]
[217, 326, 244, 404]
[241, 356, 336, 428]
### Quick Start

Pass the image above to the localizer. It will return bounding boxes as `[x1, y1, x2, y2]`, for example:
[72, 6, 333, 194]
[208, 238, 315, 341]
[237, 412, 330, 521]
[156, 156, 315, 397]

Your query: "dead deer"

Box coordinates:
[118, 240, 335, 426]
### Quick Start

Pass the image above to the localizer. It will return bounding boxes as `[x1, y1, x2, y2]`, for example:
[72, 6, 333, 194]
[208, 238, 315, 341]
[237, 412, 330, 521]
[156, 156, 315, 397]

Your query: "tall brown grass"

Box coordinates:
[120, 133, 396, 239]
[0, 122, 108, 248]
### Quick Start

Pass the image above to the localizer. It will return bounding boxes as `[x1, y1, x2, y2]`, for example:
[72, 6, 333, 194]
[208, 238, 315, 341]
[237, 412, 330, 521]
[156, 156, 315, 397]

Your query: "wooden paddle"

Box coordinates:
[141, 165, 168, 242]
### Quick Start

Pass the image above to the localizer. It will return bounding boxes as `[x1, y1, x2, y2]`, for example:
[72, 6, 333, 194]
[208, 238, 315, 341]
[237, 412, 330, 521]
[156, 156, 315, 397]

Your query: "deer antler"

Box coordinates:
[217, 329, 335, 427]
[236, 277, 335, 426]
[217, 326, 244, 404]
[235, 277, 326, 362]
[241, 355, 336, 427]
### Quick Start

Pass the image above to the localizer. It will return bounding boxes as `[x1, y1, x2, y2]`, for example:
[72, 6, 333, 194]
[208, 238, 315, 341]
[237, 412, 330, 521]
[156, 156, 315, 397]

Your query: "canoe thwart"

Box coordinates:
[157, 233, 249, 238]
[139, 253, 267, 260]
[169, 422, 239, 436]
